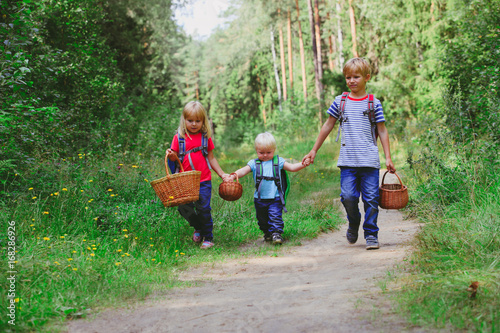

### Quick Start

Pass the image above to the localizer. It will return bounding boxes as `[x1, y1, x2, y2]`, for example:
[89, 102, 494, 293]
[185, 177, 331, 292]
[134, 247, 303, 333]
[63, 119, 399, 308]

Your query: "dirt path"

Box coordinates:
[66, 205, 424, 333]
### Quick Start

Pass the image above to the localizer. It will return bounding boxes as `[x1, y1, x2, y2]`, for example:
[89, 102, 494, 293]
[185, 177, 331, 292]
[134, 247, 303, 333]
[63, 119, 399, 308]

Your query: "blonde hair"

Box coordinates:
[254, 132, 277, 151]
[177, 101, 212, 138]
[343, 57, 371, 77]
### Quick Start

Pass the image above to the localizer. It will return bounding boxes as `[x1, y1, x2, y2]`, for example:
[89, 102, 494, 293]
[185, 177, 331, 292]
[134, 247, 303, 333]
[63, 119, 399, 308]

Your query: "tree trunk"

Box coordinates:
[348, 0, 359, 57]
[278, 9, 287, 101]
[287, 8, 294, 96]
[314, 0, 323, 84]
[337, 1, 344, 68]
[295, 0, 308, 100]
[270, 27, 282, 112]
[195, 71, 200, 100]
[307, 0, 324, 122]
[256, 69, 267, 125]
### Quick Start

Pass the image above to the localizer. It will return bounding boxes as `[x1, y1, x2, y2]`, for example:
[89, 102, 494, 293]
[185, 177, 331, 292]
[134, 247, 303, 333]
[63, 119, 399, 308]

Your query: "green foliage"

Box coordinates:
[0, 145, 342, 332]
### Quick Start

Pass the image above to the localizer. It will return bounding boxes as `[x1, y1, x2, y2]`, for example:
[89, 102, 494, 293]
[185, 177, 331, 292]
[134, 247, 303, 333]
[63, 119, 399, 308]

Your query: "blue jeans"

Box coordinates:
[340, 167, 380, 239]
[178, 181, 213, 241]
[254, 198, 284, 234]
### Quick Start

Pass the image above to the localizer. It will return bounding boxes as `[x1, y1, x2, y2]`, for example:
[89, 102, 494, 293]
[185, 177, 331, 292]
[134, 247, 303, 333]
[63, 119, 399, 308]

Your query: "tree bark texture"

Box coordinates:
[270, 27, 283, 112]
[348, 0, 359, 58]
[295, 0, 308, 100]
[337, 0, 344, 68]
[278, 9, 287, 101]
[287, 8, 294, 95]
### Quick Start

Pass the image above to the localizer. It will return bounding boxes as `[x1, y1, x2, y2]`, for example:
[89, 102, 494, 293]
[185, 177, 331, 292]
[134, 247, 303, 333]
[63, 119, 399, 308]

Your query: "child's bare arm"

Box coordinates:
[302, 116, 337, 165]
[207, 151, 230, 180]
[283, 160, 309, 172]
[377, 122, 396, 173]
[228, 165, 251, 181]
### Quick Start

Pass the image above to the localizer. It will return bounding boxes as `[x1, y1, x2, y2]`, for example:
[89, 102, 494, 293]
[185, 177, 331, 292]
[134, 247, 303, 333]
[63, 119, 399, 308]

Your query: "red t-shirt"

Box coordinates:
[171, 133, 215, 182]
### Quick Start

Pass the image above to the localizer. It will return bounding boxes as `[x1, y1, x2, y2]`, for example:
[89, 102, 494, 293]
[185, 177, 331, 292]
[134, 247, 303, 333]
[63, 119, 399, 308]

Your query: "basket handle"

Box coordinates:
[381, 171, 404, 189]
[229, 172, 239, 183]
[165, 152, 184, 176]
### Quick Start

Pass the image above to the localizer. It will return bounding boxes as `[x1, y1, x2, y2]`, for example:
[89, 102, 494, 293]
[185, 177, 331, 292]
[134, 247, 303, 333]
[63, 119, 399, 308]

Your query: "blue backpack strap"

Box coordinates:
[336, 92, 350, 144]
[273, 155, 287, 212]
[255, 159, 263, 200]
[179, 133, 212, 171]
[363, 94, 377, 145]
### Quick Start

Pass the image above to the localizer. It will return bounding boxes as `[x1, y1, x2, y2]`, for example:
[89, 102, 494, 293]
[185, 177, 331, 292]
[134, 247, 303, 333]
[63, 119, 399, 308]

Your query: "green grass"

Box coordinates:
[0, 140, 344, 332]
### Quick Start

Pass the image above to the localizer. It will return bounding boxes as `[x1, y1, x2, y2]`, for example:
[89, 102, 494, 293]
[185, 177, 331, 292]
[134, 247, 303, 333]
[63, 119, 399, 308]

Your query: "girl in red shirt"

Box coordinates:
[167, 101, 229, 249]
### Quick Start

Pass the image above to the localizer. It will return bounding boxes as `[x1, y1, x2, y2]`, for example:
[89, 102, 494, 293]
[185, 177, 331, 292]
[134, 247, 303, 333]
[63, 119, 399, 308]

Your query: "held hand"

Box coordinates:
[302, 151, 316, 166]
[221, 173, 231, 181]
[166, 149, 177, 161]
[303, 158, 311, 167]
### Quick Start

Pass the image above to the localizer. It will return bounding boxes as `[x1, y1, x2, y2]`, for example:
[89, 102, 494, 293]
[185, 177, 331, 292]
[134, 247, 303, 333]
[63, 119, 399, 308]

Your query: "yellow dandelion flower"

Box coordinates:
[43, 237, 50, 241]
[132, 165, 138, 168]
[90, 253, 95, 257]
[87, 247, 91, 250]
[28, 187, 33, 190]
[83, 239, 86, 242]
[62, 188, 68, 191]
[94, 217, 98, 221]
[152, 259, 156, 261]
[135, 237, 138, 239]
[73, 268, 77, 271]
[50, 193, 53, 196]
[60, 236, 65, 239]
[119, 164, 123, 166]
[89, 180, 93, 182]
[124, 234, 128, 238]
[175, 250, 179, 253]
[144, 179, 148, 182]
[67, 258, 73, 261]
[72, 251, 76, 253]
[54, 261, 60, 265]
[108, 189, 113, 192]
[180, 253, 185, 255]
[43, 212, 49, 214]
[14, 298, 19, 303]
[125, 253, 130, 256]
[150, 244, 154, 247]
[117, 249, 122, 252]
[122, 229, 128, 232]
[54, 192, 59, 196]
[113, 239, 117, 242]
[30, 224, 34, 227]
[81, 190, 84, 192]
[88, 199, 93, 203]
[85, 207, 88, 210]
[32, 197, 37, 199]
[115, 262, 121, 266]
[110, 194, 115, 197]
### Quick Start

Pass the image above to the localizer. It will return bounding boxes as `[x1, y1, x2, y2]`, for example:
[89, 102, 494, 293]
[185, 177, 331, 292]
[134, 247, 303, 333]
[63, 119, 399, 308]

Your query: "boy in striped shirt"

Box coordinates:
[302, 57, 396, 250]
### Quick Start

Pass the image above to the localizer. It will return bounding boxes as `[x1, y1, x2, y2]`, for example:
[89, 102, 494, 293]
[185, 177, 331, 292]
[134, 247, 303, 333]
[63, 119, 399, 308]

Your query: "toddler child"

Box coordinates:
[229, 132, 310, 244]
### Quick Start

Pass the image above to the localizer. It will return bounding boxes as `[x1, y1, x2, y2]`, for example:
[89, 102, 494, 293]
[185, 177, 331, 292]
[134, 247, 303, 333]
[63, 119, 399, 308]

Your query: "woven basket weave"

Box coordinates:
[219, 173, 243, 201]
[150, 153, 201, 207]
[379, 171, 409, 210]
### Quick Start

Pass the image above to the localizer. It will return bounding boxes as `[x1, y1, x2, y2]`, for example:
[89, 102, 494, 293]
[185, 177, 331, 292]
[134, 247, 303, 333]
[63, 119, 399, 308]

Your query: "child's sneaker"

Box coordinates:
[192, 230, 202, 243]
[366, 235, 379, 250]
[346, 228, 358, 244]
[200, 240, 214, 249]
[272, 233, 283, 244]
[263, 233, 273, 242]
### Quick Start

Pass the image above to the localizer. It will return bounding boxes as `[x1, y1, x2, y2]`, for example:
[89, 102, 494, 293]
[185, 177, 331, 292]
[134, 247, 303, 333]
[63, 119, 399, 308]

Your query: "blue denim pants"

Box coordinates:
[178, 181, 213, 241]
[254, 198, 284, 235]
[340, 167, 380, 238]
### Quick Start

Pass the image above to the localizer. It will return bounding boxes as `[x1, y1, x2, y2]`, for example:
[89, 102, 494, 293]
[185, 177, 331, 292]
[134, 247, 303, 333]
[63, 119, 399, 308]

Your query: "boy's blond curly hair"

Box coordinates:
[343, 57, 371, 77]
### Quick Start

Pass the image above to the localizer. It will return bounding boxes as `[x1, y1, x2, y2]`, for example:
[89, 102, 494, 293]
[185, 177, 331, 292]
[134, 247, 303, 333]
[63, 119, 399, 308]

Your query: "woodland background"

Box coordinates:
[0, 0, 499, 331]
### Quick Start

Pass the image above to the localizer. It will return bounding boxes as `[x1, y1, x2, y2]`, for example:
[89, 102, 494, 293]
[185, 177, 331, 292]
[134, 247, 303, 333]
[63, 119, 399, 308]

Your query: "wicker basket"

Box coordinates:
[219, 173, 243, 201]
[379, 171, 409, 210]
[150, 153, 201, 207]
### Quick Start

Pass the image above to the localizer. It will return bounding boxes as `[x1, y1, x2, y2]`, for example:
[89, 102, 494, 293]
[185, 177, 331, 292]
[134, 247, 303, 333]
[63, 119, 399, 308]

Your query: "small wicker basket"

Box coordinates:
[150, 153, 201, 207]
[379, 171, 409, 210]
[219, 173, 243, 201]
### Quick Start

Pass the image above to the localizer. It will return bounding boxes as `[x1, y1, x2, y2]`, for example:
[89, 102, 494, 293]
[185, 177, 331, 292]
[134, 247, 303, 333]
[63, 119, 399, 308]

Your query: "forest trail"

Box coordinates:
[66, 203, 427, 333]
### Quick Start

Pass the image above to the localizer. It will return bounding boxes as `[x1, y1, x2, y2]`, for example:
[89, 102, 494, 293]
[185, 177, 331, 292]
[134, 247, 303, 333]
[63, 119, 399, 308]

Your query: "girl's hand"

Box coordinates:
[166, 149, 177, 161]
[221, 173, 231, 181]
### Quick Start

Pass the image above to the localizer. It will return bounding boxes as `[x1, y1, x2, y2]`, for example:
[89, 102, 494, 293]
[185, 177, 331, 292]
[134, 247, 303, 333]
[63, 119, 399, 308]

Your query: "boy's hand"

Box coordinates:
[386, 158, 396, 173]
[303, 158, 311, 166]
[302, 151, 316, 165]
[222, 173, 231, 181]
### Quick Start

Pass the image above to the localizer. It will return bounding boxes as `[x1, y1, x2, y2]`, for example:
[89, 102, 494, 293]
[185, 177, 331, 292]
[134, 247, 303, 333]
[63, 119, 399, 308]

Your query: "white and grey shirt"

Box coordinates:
[328, 94, 386, 169]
